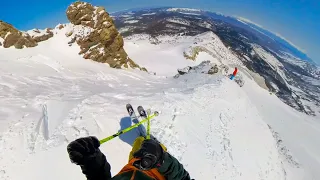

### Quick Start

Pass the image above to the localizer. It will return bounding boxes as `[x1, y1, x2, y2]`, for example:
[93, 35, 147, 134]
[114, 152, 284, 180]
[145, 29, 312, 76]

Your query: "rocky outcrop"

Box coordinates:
[175, 61, 221, 78]
[0, 21, 54, 49]
[175, 61, 245, 86]
[27, 28, 54, 42]
[66, 2, 143, 69]
[0, 20, 37, 48]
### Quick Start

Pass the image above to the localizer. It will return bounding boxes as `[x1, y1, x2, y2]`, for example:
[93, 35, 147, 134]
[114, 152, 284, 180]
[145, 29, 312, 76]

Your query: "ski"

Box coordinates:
[126, 104, 138, 121]
[137, 106, 147, 119]
[126, 104, 146, 137]
[137, 106, 151, 139]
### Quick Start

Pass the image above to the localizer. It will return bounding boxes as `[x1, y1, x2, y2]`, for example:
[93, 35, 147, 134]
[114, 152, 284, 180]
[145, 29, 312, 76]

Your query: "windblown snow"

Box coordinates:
[0, 24, 319, 180]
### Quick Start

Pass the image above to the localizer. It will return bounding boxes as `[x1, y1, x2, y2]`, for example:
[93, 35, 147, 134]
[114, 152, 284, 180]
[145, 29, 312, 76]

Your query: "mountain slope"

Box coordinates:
[0, 23, 308, 180]
[112, 7, 320, 116]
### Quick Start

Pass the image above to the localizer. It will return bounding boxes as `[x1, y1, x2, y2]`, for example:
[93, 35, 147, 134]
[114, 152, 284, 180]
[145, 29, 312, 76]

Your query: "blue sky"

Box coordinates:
[1, 0, 319, 64]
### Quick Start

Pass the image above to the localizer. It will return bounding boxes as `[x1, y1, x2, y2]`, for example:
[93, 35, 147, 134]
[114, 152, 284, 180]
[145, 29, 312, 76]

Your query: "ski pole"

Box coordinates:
[99, 112, 159, 144]
[146, 116, 151, 139]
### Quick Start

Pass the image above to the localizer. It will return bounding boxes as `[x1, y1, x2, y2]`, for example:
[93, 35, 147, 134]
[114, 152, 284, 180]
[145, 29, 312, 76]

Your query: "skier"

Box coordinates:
[230, 67, 238, 80]
[67, 136, 191, 180]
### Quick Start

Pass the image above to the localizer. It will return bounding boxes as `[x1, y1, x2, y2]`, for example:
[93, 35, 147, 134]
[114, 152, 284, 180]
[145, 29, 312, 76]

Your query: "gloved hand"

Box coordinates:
[67, 136, 101, 165]
[67, 136, 111, 180]
[133, 139, 165, 170]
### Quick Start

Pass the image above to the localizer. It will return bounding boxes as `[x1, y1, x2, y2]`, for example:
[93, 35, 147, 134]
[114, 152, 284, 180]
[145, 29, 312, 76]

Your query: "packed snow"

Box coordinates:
[0, 24, 319, 180]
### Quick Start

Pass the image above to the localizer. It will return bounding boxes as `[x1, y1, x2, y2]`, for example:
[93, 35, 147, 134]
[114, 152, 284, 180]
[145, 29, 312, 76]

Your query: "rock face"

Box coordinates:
[0, 20, 37, 48]
[175, 61, 221, 78]
[28, 28, 54, 42]
[175, 61, 245, 86]
[0, 21, 54, 49]
[66, 2, 142, 69]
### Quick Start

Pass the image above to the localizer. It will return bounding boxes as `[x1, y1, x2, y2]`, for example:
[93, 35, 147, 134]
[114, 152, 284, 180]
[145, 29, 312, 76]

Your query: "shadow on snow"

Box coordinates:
[118, 116, 147, 146]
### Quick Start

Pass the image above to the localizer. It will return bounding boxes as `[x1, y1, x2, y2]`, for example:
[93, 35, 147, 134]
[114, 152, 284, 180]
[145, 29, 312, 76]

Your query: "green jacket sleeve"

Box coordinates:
[157, 152, 191, 180]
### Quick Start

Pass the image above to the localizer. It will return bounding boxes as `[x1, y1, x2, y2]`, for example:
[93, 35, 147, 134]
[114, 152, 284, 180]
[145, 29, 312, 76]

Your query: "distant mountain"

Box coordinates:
[112, 7, 320, 116]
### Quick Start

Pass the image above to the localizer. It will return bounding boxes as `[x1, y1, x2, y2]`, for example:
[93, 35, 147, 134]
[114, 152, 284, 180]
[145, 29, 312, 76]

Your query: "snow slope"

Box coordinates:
[0, 27, 317, 180]
[124, 32, 242, 76]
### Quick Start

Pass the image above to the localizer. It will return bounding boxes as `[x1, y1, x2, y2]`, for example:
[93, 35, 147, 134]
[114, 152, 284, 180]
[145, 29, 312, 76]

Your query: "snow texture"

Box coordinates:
[0, 26, 318, 180]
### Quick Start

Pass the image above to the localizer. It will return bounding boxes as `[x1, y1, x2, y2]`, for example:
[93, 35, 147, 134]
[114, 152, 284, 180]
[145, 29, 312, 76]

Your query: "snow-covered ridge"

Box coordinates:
[167, 8, 202, 12]
[124, 20, 139, 24]
[252, 44, 284, 69]
[166, 18, 191, 26]
[142, 12, 156, 16]
[179, 12, 201, 16]
[26, 28, 52, 38]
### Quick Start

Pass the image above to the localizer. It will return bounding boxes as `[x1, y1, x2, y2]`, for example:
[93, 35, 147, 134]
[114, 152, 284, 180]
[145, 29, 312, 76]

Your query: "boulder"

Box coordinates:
[178, 66, 192, 75]
[58, 24, 65, 29]
[176, 60, 219, 76]
[66, 2, 144, 70]
[208, 64, 218, 74]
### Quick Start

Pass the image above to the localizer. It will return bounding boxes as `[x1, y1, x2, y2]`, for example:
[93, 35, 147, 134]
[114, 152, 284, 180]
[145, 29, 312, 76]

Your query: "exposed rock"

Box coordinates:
[65, 31, 73, 37]
[66, 2, 144, 70]
[68, 36, 77, 46]
[0, 20, 37, 48]
[28, 28, 54, 42]
[208, 65, 218, 74]
[183, 46, 208, 61]
[58, 24, 65, 29]
[33, 29, 40, 33]
[0, 41, 2, 46]
[219, 64, 229, 75]
[176, 61, 220, 78]
[178, 66, 192, 75]
[175, 61, 245, 87]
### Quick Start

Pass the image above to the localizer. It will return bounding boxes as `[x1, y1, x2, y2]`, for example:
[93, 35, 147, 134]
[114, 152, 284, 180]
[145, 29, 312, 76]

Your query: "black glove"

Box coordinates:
[67, 136, 111, 180]
[67, 136, 101, 165]
[133, 139, 165, 170]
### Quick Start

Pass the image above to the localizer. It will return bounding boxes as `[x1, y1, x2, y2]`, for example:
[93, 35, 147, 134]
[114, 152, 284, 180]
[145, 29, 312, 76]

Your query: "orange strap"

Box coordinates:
[117, 158, 165, 180]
